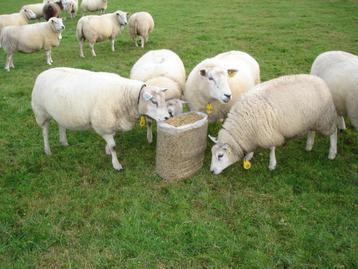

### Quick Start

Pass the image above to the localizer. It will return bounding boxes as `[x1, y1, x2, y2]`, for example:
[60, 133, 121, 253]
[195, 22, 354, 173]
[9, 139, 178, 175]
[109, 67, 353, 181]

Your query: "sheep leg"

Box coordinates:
[337, 116, 346, 131]
[102, 134, 123, 171]
[9, 54, 15, 69]
[105, 144, 111, 155]
[244, 152, 254, 161]
[110, 39, 115, 52]
[42, 120, 52, 155]
[59, 125, 68, 146]
[89, 42, 96, 57]
[268, 146, 277, 171]
[5, 54, 12, 72]
[146, 117, 153, 143]
[305, 131, 315, 151]
[46, 50, 52, 65]
[140, 36, 145, 48]
[134, 37, 138, 47]
[328, 128, 337, 160]
[79, 40, 85, 58]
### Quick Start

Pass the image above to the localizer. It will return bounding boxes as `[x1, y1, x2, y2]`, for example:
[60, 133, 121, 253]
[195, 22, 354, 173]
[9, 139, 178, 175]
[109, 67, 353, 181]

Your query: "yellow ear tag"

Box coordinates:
[139, 116, 146, 128]
[243, 159, 252, 170]
[206, 103, 214, 114]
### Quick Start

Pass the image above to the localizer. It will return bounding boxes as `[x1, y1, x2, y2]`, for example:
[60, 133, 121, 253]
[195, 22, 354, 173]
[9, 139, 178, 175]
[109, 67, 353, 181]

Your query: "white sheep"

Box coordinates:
[66, 0, 78, 18]
[209, 74, 338, 174]
[128, 12, 154, 48]
[21, 4, 44, 20]
[76, 10, 128, 58]
[184, 50, 260, 122]
[31, 67, 170, 171]
[0, 17, 65, 71]
[0, 8, 36, 35]
[130, 49, 186, 143]
[80, 0, 107, 13]
[311, 51, 358, 131]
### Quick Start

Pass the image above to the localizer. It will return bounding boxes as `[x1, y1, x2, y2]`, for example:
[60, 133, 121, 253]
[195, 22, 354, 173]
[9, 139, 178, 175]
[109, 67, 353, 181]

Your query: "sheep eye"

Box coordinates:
[151, 100, 158, 107]
[218, 154, 224, 160]
[208, 77, 214, 81]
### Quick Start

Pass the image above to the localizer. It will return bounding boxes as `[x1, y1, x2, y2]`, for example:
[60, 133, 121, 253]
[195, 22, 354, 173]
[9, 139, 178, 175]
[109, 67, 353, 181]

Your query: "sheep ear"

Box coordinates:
[200, 69, 207, 77]
[126, 12, 130, 17]
[227, 69, 238, 78]
[143, 91, 153, 101]
[208, 135, 218, 144]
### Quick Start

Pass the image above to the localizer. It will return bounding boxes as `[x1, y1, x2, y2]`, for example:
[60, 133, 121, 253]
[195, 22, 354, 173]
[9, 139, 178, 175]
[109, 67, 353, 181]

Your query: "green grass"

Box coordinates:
[1, 0, 358, 268]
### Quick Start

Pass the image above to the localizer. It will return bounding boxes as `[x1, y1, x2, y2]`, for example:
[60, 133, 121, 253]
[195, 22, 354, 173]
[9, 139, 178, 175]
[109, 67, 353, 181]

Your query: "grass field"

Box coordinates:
[0, 0, 358, 268]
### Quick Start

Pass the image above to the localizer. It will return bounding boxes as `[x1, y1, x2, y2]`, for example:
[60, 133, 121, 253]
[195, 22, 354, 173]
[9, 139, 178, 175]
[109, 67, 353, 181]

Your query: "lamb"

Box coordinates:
[0, 8, 36, 35]
[184, 50, 260, 122]
[311, 51, 358, 131]
[128, 12, 154, 48]
[209, 74, 338, 174]
[21, 4, 45, 20]
[0, 18, 65, 71]
[130, 49, 186, 143]
[43, 0, 67, 21]
[80, 0, 107, 14]
[76, 10, 128, 58]
[31, 67, 170, 171]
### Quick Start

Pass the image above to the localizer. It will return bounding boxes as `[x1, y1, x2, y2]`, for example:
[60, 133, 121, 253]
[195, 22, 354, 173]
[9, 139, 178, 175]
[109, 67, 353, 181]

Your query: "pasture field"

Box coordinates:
[0, 0, 357, 268]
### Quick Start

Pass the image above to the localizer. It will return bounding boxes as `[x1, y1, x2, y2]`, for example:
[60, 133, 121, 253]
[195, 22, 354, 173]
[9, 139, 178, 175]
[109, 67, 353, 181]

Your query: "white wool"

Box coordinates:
[211, 75, 337, 173]
[184, 50, 260, 121]
[80, 0, 107, 13]
[130, 49, 186, 99]
[311, 51, 358, 131]
[128, 12, 154, 48]
[76, 10, 128, 57]
[0, 8, 36, 35]
[21, 4, 44, 19]
[0, 18, 64, 71]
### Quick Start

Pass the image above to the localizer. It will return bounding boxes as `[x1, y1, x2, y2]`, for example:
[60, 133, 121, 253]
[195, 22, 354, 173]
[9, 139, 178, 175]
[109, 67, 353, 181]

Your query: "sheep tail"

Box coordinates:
[76, 21, 84, 41]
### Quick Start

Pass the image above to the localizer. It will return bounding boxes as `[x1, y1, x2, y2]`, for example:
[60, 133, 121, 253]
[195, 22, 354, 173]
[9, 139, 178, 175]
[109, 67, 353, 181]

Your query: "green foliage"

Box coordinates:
[0, 0, 357, 268]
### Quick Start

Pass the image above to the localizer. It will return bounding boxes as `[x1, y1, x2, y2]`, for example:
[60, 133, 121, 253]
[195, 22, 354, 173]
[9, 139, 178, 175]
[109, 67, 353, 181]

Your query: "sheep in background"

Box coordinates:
[80, 0, 107, 14]
[209, 74, 338, 174]
[128, 12, 154, 48]
[21, 3, 45, 20]
[130, 49, 186, 143]
[31, 67, 170, 171]
[0, 18, 65, 71]
[76, 10, 128, 58]
[184, 50, 260, 122]
[66, 0, 78, 18]
[311, 51, 358, 131]
[0, 8, 36, 35]
[43, 0, 67, 21]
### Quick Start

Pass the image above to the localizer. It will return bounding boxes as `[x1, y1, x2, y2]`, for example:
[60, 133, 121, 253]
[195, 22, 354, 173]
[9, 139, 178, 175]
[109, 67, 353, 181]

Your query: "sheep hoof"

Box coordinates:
[268, 164, 276, 171]
[328, 151, 337, 160]
[113, 163, 123, 171]
[45, 149, 52, 155]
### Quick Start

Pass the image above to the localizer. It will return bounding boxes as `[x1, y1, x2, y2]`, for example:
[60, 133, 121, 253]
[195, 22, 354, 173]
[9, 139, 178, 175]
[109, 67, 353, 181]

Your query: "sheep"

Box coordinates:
[311, 51, 358, 131]
[128, 12, 154, 48]
[209, 74, 338, 174]
[80, 0, 107, 14]
[66, 0, 78, 18]
[43, 0, 67, 21]
[21, 4, 45, 20]
[130, 49, 186, 143]
[76, 10, 128, 58]
[0, 18, 65, 71]
[31, 67, 170, 171]
[0, 8, 36, 35]
[184, 50, 260, 122]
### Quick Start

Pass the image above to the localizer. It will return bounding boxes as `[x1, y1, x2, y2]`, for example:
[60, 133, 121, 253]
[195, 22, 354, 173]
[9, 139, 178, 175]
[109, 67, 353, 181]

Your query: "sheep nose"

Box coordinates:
[211, 170, 215, 174]
[169, 111, 174, 117]
[61, 25, 65, 29]
[224, 94, 231, 99]
[164, 116, 169, 120]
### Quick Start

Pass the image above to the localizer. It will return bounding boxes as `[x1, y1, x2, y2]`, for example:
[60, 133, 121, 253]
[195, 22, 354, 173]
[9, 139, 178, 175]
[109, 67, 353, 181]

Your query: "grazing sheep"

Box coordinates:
[128, 12, 154, 48]
[31, 67, 170, 171]
[130, 49, 186, 143]
[63, 0, 78, 18]
[0, 18, 65, 71]
[43, 0, 67, 21]
[21, 4, 45, 20]
[0, 8, 36, 35]
[76, 10, 128, 58]
[311, 51, 358, 131]
[209, 74, 338, 174]
[80, 0, 107, 13]
[184, 50, 260, 122]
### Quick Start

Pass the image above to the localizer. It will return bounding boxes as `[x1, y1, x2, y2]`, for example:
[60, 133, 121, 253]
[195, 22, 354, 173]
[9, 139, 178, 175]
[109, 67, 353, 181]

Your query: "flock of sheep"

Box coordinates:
[1, 1, 357, 175]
